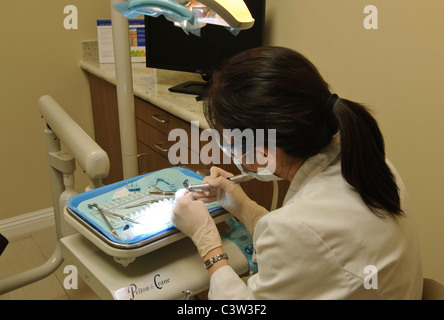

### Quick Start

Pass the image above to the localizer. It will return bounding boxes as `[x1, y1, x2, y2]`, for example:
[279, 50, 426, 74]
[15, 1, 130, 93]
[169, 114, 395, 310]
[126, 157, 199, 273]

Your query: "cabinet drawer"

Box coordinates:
[138, 140, 211, 175]
[136, 116, 203, 155]
[137, 118, 172, 150]
[137, 142, 171, 175]
[137, 118, 186, 156]
[137, 118, 211, 169]
[135, 97, 197, 137]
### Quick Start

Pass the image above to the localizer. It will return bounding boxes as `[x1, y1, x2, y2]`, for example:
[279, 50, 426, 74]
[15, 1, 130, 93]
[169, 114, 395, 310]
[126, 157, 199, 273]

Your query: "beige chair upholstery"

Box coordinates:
[422, 278, 444, 300]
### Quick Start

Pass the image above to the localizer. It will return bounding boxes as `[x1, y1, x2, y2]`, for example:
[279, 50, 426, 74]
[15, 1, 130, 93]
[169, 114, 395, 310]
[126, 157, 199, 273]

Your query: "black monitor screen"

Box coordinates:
[144, 0, 266, 95]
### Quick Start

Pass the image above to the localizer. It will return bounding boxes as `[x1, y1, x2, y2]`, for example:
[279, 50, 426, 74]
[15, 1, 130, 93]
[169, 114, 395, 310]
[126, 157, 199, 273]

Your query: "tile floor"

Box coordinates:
[0, 226, 99, 300]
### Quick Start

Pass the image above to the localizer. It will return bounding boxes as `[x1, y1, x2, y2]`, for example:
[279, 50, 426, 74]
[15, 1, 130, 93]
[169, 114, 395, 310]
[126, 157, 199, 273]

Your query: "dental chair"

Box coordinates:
[0, 95, 249, 299]
[0, 95, 108, 296]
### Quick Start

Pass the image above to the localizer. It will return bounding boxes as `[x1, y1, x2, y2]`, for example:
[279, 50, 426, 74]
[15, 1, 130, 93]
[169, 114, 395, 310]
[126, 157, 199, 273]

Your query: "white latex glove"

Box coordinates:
[192, 167, 269, 234]
[172, 189, 222, 257]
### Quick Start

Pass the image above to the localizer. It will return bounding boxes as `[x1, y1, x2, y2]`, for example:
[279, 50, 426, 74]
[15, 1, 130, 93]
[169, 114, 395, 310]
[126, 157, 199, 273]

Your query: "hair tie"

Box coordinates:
[325, 94, 339, 112]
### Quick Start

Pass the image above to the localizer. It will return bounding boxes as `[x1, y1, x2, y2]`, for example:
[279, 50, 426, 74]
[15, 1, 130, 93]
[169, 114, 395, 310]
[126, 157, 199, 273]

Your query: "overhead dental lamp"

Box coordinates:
[114, 0, 255, 35]
[194, 0, 255, 29]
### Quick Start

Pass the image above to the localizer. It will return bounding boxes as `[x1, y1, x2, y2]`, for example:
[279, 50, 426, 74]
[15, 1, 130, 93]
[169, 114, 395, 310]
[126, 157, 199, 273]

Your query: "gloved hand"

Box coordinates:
[192, 167, 269, 234]
[172, 190, 222, 258]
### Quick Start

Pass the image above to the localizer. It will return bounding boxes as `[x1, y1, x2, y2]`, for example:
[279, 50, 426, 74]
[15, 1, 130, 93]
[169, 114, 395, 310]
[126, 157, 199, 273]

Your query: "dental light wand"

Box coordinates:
[183, 174, 253, 191]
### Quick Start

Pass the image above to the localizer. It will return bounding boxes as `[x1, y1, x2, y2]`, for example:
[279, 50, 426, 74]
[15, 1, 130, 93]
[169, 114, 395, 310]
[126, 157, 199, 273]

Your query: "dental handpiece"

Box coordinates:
[183, 174, 253, 191]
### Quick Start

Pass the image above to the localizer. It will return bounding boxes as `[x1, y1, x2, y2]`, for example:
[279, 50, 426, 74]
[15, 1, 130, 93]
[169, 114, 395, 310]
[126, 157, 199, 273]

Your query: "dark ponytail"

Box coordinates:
[204, 46, 403, 218]
[332, 98, 403, 217]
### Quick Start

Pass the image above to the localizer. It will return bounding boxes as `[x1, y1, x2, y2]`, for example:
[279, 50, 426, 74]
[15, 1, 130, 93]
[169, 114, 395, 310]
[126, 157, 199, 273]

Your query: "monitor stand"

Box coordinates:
[168, 81, 208, 101]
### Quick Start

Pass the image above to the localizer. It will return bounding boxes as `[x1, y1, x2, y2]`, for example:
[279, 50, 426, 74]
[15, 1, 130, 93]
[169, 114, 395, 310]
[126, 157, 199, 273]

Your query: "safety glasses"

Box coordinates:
[215, 137, 255, 165]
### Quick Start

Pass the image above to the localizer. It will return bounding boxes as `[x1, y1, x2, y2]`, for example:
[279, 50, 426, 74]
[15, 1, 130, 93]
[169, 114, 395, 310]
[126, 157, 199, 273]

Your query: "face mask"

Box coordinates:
[235, 163, 282, 182]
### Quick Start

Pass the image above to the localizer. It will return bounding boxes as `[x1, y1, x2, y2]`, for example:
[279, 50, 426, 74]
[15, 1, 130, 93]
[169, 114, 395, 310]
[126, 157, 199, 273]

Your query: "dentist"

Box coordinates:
[172, 46, 422, 299]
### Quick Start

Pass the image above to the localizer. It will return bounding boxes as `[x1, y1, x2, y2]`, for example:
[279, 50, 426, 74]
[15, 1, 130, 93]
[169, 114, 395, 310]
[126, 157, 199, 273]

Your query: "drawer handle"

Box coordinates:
[154, 143, 169, 153]
[137, 153, 148, 175]
[152, 114, 170, 123]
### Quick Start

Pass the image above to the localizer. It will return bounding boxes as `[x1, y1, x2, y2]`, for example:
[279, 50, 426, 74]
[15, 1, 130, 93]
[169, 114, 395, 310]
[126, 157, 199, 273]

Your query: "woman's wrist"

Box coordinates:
[237, 199, 269, 233]
[203, 246, 229, 277]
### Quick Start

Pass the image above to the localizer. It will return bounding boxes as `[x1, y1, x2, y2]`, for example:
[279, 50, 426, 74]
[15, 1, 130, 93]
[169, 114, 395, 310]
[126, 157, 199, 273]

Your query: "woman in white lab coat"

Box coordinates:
[172, 46, 423, 299]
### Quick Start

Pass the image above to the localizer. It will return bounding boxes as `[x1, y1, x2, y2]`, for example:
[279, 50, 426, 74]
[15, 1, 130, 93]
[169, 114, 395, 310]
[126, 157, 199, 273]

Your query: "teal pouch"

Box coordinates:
[220, 217, 257, 274]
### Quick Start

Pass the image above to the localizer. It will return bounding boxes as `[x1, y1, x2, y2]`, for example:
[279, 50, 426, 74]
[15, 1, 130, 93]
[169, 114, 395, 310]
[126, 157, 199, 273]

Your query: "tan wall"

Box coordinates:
[0, 2, 110, 218]
[265, 0, 444, 283]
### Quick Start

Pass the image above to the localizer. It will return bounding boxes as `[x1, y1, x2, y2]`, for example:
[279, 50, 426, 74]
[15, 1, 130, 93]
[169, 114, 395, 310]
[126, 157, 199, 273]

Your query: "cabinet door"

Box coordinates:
[88, 74, 123, 184]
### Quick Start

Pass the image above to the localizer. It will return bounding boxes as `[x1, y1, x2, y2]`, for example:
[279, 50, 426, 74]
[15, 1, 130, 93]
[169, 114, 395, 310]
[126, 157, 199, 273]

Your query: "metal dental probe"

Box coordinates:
[99, 207, 141, 224]
[151, 188, 177, 196]
[121, 196, 175, 209]
[88, 203, 120, 238]
[183, 173, 253, 191]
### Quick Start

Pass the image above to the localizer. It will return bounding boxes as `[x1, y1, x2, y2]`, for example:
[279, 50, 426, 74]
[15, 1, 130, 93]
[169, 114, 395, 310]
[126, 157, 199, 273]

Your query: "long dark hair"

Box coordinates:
[204, 46, 402, 217]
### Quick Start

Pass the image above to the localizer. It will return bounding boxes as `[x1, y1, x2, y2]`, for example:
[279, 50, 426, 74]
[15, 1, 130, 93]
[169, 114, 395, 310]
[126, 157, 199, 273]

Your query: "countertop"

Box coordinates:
[79, 40, 210, 129]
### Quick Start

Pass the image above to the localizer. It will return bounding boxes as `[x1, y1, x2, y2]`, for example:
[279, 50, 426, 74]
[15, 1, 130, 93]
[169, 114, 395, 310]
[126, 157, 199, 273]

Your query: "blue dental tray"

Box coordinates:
[66, 167, 224, 249]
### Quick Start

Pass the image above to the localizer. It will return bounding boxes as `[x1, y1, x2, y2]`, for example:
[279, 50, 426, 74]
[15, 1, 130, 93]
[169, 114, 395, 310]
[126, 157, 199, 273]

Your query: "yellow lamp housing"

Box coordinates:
[197, 0, 255, 30]
[114, 0, 255, 31]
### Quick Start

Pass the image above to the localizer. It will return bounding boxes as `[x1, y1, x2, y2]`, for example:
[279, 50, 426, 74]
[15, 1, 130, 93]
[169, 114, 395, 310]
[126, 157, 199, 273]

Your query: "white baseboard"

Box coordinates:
[0, 208, 55, 239]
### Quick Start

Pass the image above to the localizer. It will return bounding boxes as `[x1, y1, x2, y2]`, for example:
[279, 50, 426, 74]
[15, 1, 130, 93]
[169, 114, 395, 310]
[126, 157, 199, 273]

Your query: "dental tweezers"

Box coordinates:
[88, 203, 120, 238]
[100, 207, 141, 224]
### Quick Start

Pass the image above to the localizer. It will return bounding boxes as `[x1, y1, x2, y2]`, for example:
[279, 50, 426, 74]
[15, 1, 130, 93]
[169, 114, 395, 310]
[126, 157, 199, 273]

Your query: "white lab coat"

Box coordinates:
[209, 135, 423, 299]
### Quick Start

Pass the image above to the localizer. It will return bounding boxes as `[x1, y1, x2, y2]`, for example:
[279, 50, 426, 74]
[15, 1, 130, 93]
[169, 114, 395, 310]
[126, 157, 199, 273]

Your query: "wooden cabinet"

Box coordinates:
[89, 73, 123, 184]
[134, 97, 208, 174]
[87, 73, 289, 211]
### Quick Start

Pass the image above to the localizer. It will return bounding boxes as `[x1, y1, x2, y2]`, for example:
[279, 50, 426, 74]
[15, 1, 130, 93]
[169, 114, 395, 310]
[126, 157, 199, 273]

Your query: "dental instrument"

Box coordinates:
[183, 173, 253, 191]
[120, 198, 168, 209]
[89, 203, 120, 238]
[114, 186, 177, 209]
[151, 187, 177, 196]
[95, 205, 141, 224]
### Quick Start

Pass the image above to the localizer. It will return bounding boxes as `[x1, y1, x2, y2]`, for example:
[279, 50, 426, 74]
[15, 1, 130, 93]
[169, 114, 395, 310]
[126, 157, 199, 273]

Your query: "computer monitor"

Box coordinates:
[144, 0, 266, 97]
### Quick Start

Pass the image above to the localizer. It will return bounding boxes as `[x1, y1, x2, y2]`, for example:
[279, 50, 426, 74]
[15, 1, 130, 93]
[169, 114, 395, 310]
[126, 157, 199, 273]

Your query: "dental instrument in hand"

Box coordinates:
[183, 173, 253, 191]
[88, 203, 120, 238]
